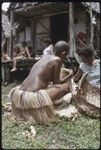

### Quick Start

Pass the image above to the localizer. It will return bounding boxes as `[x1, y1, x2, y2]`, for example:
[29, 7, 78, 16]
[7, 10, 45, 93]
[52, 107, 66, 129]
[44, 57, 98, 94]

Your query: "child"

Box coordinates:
[73, 47, 100, 89]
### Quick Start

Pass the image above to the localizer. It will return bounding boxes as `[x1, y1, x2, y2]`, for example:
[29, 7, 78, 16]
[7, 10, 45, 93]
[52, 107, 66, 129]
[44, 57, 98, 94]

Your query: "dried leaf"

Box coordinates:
[30, 126, 36, 138]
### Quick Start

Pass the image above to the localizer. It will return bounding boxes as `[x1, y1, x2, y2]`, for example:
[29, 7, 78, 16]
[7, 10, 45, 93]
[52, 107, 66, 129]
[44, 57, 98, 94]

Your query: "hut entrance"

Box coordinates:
[50, 14, 68, 44]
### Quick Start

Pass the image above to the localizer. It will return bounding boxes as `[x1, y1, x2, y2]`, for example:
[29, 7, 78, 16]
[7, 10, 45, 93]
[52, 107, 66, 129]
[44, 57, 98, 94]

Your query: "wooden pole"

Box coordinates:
[90, 3, 94, 49]
[69, 3, 81, 64]
[31, 19, 36, 52]
[69, 2, 75, 57]
[10, 8, 14, 59]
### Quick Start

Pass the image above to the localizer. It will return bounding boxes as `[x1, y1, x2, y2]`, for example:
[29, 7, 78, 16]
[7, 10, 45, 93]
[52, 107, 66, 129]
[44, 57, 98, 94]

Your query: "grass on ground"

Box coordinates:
[2, 82, 100, 149]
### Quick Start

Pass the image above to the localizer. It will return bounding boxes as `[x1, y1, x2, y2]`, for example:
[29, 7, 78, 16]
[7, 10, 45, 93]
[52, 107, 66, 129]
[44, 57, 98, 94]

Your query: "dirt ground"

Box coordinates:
[2, 82, 100, 149]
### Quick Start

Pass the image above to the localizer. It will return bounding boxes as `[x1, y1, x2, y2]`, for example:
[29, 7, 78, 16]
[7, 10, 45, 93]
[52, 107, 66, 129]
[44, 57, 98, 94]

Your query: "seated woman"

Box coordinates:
[73, 47, 100, 89]
[10, 41, 31, 72]
[73, 47, 100, 118]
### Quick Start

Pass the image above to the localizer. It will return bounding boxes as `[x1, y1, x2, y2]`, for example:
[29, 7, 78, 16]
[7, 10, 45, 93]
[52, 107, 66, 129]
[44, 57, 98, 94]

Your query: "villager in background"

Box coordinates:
[9, 41, 73, 124]
[10, 41, 31, 72]
[2, 51, 11, 62]
[43, 39, 54, 56]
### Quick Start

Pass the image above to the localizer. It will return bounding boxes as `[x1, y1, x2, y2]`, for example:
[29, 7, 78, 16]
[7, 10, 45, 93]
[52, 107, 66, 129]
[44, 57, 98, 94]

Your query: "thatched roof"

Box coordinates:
[2, 10, 11, 38]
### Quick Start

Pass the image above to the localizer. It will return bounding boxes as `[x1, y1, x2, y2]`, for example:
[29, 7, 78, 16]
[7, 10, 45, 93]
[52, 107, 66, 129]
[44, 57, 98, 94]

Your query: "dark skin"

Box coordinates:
[20, 46, 73, 101]
[10, 45, 31, 72]
[73, 55, 94, 83]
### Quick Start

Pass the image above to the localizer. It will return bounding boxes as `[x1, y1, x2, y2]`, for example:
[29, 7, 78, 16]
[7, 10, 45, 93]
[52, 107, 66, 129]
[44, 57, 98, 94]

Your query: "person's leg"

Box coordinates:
[11, 56, 22, 72]
[13, 59, 17, 69]
[10, 59, 17, 72]
[46, 83, 70, 102]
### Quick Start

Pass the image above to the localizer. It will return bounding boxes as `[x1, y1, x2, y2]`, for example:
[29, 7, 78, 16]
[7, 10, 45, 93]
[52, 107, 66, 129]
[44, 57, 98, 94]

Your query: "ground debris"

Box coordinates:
[30, 125, 36, 138]
[48, 144, 59, 149]
[54, 104, 79, 120]
[2, 102, 12, 112]
[22, 125, 36, 139]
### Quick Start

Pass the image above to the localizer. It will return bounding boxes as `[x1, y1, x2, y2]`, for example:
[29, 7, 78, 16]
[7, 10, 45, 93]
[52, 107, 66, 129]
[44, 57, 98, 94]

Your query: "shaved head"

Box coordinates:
[54, 41, 69, 56]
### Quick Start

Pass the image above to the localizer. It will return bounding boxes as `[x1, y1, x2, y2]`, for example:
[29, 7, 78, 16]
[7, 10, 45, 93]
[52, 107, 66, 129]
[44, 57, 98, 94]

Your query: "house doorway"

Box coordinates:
[50, 13, 69, 44]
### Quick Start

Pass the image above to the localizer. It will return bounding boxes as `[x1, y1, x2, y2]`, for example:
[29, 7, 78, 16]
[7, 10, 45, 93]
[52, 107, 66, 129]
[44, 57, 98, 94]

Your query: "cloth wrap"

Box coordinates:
[9, 85, 55, 124]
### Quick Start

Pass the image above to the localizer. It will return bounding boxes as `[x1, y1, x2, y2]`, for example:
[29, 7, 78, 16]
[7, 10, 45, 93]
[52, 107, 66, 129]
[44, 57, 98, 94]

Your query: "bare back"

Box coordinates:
[20, 55, 61, 91]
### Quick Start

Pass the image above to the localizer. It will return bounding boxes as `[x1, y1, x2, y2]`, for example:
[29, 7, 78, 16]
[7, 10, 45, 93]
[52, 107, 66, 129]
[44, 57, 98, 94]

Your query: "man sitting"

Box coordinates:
[10, 41, 73, 124]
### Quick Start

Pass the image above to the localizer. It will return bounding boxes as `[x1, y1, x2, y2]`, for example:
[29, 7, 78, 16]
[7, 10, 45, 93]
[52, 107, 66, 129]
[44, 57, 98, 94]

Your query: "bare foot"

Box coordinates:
[3, 82, 8, 86]
[10, 68, 17, 72]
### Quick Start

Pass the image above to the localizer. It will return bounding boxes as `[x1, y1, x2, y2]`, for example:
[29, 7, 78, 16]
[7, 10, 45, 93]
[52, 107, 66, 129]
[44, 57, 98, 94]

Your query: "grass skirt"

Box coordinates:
[9, 86, 55, 124]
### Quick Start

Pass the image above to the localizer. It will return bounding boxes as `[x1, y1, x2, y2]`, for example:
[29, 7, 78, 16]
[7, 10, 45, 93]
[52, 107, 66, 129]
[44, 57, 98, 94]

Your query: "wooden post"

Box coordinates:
[86, 11, 91, 45]
[30, 19, 35, 50]
[2, 62, 10, 85]
[69, 3, 81, 64]
[90, 3, 94, 48]
[69, 3, 75, 57]
[10, 8, 14, 59]
[33, 19, 36, 53]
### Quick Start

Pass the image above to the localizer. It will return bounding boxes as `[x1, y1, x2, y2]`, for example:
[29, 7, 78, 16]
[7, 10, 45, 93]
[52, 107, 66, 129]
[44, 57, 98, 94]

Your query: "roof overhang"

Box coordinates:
[13, 2, 69, 18]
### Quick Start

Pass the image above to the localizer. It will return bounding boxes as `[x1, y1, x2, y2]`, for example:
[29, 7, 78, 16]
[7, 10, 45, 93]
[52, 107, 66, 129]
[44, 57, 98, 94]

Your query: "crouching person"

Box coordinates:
[9, 41, 73, 124]
[73, 47, 100, 118]
[73, 47, 100, 89]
